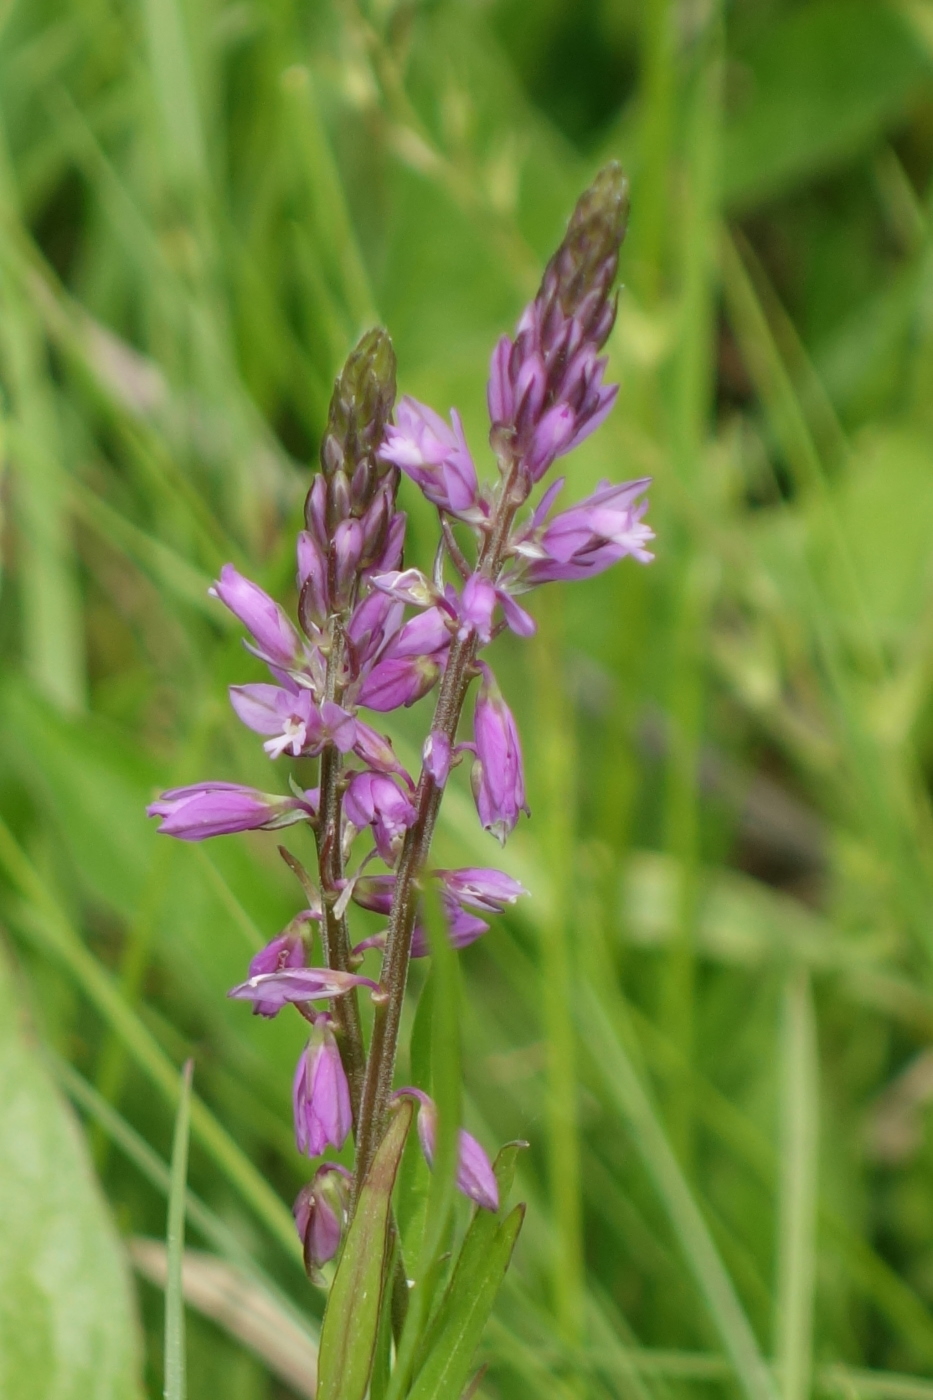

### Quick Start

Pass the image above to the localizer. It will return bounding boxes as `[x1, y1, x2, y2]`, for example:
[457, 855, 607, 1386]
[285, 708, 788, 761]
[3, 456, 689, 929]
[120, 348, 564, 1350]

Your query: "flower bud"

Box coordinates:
[293, 1164, 351, 1274]
[394, 1088, 498, 1212]
[210, 565, 303, 670]
[147, 782, 314, 840]
[470, 666, 529, 844]
[293, 1017, 353, 1157]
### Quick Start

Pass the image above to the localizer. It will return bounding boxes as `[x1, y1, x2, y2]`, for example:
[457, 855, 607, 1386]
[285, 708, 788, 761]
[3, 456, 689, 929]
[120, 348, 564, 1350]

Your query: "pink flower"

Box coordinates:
[394, 1088, 498, 1211]
[470, 666, 529, 844]
[147, 783, 313, 840]
[379, 397, 482, 520]
[293, 1018, 353, 1157]
[210, 564, 303, 669]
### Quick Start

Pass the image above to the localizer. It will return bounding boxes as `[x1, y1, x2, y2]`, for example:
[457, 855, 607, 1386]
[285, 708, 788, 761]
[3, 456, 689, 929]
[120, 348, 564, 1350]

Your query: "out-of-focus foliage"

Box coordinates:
[4, 0, 933, 1395]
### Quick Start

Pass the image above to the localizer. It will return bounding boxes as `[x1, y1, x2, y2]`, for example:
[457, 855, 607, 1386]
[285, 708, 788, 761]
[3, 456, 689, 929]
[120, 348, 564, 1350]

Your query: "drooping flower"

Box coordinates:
[470, 666, 529, 844]
[147, 782, 314, 840]
[438, 868, 528, 914]
[293, 1017, 353, 1157]
[394, 1088, 498, 1212]
[355, 605, 453, 713]
[351, 867, 524, 958]
[423, 730, 452, 785]
[344, 771, 418, 862]
[293, 1164, 352, 1273]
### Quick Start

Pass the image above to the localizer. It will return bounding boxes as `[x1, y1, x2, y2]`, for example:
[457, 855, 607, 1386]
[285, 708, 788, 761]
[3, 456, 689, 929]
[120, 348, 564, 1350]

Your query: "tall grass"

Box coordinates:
[3, 0, 933, 1395]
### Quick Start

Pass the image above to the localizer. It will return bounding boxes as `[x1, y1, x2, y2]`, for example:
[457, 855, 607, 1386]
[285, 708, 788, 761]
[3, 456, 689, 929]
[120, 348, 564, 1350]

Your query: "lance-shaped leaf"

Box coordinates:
[407, 1204, 524, 1400]
[316, 1100, 413, 1400]
[407, 1143, 526, 1400]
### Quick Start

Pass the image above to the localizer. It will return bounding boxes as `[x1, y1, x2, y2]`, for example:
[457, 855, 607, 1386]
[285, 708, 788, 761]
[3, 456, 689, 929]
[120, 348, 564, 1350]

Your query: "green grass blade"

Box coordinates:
[0, 814, 301, 1265]
[774, 970, 819, 1400]
[579, 985, 780, 1400]
[165, 1059, 193, 1400]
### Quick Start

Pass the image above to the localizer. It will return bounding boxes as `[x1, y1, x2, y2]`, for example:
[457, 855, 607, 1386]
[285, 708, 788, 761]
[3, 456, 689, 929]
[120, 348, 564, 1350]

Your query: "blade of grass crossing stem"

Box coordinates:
[54, 1055, 316, 1342]
[165, 1059, 193, 1400]
[531, 603, 585, 1350]
[317, 1100, 414, 1400]
[0, 815, 302, 1264]
[386, 882, 463, 1400]
[775, 970, 819, 1400]
[579, 984, 780, 1400]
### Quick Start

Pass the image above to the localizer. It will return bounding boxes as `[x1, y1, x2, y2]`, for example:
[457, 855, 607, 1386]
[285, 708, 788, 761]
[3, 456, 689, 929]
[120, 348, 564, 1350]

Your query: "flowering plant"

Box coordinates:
[149, 163, 652, 1396]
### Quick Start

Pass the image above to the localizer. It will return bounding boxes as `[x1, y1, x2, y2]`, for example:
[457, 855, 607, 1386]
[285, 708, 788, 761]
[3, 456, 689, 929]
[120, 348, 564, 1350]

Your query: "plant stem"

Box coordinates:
[315, 626, 367, 1123]
[352, 461, 523, 1192]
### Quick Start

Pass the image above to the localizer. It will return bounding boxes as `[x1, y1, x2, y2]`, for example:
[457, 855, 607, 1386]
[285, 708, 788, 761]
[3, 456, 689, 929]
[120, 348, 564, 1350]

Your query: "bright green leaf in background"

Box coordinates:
[0, 945, 144, 1400]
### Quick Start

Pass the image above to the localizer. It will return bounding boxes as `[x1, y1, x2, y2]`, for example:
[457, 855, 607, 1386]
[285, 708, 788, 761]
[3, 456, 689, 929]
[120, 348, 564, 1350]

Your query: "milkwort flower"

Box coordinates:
[147, 783, 315, 839]
[470, 664, 529, 844]
[147, 166, 653, 1291]
[293, 1016, 353, 1157]
[393, 1088, 499, 1212]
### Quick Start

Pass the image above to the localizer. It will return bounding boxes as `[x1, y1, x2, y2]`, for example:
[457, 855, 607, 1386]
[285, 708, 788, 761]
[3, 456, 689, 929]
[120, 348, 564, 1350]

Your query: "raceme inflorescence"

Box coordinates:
[148, 163, 653, 1293]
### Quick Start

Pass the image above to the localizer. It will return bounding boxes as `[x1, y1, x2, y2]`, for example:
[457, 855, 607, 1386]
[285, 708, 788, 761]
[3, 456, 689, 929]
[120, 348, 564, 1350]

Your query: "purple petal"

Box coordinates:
[228, 967, 378, 1014]
[210, 564, 302, 669]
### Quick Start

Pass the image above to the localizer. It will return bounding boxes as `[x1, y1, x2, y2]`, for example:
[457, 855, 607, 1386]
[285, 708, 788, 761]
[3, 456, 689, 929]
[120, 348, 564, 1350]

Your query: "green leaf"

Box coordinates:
[165, 1060, 193, 1400]
[407, 1204, 525, 1400]
[409, 1140, 526, 1396]
[0, 944, 144, 1399]
[316, 1099, 414, 1400]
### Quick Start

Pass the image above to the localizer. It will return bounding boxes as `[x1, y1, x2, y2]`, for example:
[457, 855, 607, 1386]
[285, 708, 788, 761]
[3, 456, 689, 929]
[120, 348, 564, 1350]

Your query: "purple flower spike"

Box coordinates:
[293, 1018, 353, 1157]
[294, 1164, 352, 1272]
[470, 666, 529, 844]
[228, 966, 379, 1016]
[395, 1088, 499, 1212]
[524, 477, 654, 584]
[487, 163, 629, 489]
[147, 782, 313, 840]
[247, 924, 310, 1018]
[379, 397, 482, 521]
[210, 564, 303, 669]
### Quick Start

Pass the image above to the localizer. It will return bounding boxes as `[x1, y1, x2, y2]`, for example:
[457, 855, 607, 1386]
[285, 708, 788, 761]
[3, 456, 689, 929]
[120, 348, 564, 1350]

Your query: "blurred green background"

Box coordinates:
[4, 0, 933, 1395]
